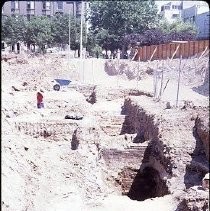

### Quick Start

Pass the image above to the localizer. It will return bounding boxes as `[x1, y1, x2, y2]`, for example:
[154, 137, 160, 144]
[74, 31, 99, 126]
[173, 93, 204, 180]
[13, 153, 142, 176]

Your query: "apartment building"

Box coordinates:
[159, 1, 183, 22]
[182, 3, 209, 39]
[156, 1, 209, 39]
[2, 1, 85, 20]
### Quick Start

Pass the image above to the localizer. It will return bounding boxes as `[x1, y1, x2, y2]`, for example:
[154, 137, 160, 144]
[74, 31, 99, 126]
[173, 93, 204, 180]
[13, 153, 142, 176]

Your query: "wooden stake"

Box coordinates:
[171, 44, 180, 61]
[149, 47, 157, 61]
[92, 59, 94, 84]
[132, 49, 138, 61]
[157, 69, 164, 101]
[137, 56, 140, 88]
[176, 55, 182, 107]
[153, 63, 158, 100]
[162, 79, 170, 95]
[117, 58, 119, 87]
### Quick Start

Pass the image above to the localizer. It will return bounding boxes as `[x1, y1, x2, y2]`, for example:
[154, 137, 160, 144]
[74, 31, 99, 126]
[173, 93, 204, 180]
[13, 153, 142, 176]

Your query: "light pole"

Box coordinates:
[80, 1, 84, 82]
[80, 1, 84, 59]
[68, 9, 71, 68]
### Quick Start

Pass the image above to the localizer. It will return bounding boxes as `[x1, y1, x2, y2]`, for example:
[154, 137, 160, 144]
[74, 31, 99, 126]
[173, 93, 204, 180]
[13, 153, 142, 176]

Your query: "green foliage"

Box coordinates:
[51, 14, 69, 45]
[24, 16, 53, 51]
[159, 19, 197, 34]
[2, 15, 26, 44]
[91, 44, 103, 57]
[124, 18, 197, 47]
[1, 14, 87, 52]
[88, 1, 159, 50]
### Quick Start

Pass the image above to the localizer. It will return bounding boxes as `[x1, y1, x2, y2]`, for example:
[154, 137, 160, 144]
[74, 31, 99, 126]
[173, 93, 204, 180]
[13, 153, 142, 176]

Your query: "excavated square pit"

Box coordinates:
[125, 167, 169, 201]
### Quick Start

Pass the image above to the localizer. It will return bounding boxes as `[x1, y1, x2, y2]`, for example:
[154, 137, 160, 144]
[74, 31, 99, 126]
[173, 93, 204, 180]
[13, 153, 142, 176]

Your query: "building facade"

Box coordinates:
[156, 1, 209, 39]
[159, 1, 183, 23]
[2, 1, 85, 20]
[182, 4, 210, 39]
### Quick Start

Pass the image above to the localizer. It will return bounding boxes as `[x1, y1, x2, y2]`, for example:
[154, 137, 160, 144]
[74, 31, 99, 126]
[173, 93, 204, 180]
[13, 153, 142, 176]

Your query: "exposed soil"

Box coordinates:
[2, 53, 209, 211]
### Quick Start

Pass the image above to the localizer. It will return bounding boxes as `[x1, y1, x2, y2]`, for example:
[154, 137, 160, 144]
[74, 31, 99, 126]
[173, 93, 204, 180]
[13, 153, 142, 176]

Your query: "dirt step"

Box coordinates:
[100, 125, 123, 136]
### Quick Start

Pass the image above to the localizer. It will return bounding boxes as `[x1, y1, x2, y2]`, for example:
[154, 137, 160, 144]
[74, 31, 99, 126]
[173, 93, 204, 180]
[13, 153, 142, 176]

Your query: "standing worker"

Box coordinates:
[37, 89, 44, 109]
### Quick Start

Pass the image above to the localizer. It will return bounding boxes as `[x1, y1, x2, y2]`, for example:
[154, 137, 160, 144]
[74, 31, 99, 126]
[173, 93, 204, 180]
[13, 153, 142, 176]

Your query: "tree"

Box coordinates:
[123, 19, 197, 47]
[2, 14, 87, 54]
[2, 15, 26, 45]
[51, 14, 86, 55]
[159, 18, 197, 34]
[24, 16, 53, 52]
[51, 14, 69, 48]
[88, 1, 158, 53]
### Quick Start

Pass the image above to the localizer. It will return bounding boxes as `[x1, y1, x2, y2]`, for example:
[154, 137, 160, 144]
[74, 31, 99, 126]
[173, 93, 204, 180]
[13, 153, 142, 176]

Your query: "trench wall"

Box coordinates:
[101, 96, 172, 195]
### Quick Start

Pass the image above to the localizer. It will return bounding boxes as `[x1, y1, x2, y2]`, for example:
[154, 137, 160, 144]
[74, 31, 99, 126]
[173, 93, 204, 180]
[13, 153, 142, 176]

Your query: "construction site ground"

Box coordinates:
[2, 53, 209, 211]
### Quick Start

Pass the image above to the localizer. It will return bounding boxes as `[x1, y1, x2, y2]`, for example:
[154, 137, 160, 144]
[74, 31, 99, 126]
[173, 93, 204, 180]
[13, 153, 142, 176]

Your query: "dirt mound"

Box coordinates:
[105, 59, 148, 80]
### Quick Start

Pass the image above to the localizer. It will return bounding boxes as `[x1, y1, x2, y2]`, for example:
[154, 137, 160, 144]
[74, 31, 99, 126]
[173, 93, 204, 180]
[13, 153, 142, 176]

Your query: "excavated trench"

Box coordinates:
[101, 97, 171, 201]
[3, 55, 209, 210]
[12, 89, 209, 206]
[116, 166, 169, 201]
[11, 93, 172, 202]
[127, 167, 169, 201]
[12, 94, 209, 208]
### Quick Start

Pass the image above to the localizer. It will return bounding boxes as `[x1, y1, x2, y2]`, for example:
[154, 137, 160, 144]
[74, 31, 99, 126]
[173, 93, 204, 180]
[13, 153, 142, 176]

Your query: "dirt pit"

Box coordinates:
[2, 54, 209, 211]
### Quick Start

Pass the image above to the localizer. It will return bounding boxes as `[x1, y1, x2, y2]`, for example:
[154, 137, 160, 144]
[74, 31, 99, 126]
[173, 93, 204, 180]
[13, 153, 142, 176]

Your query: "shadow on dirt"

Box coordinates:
[183, 125, 209, 189]
[192, 85, 209, 97]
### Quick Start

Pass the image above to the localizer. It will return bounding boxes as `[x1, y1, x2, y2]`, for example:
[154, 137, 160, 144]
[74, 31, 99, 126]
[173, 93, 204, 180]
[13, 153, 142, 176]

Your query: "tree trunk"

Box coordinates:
[78, 48, 80, 57]
[122, 45, 126, 59]
[27, 43, 30, 50]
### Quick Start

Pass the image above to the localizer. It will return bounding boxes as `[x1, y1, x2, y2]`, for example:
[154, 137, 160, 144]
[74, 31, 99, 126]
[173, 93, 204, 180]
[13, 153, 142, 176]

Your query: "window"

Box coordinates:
[172, 5, 181, 9]
[164, 6, 170, 10]
[57, 1, 63, 10]
[161, 6, 164, 11]
[15, 1, 19, 9]
[11, 1, 19, 9]
[46, 1, 50, 10]
[76, 2, 81, 16]
[172, 14, 179, 18]
[43, 2, 46, 9]
[43, 1, 50, 10]
[27, 1, 35, 10]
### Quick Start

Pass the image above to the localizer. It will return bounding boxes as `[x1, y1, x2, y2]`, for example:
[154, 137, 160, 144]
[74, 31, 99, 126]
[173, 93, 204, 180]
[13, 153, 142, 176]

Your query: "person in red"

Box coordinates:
[37, 89, 44, 108]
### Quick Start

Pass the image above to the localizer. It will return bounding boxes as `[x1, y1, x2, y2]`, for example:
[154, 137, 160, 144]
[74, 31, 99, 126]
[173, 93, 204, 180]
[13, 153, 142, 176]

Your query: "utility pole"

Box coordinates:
[68, 9, 71, 67]
[80, 1, 84, 59]
[80, 1, 84, 82]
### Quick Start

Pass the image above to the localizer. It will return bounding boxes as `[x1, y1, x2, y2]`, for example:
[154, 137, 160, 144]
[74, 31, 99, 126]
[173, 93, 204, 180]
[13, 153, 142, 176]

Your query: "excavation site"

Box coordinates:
[2, 53, 209, 211]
